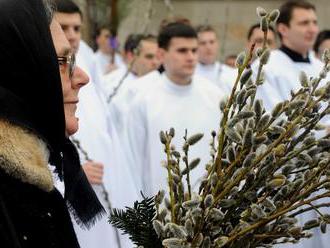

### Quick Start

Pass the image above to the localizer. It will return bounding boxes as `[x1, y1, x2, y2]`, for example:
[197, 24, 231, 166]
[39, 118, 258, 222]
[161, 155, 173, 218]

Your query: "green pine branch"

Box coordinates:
[109, 195, 162, 247]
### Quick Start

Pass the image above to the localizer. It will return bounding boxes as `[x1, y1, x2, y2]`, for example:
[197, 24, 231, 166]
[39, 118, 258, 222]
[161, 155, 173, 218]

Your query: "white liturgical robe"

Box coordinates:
[195, 61, 237, 95]
[124, 73, 224, 197]
[71, 44, 137, 248]
[258, 49, 326, 101]
[102, 67, 138, 101]
[107, 70, 161, 137]
[94, 50, 125, 76]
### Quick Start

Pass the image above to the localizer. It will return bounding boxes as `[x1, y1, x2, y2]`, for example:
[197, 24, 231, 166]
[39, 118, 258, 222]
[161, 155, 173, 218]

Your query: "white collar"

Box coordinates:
[161, 73, 194, 96]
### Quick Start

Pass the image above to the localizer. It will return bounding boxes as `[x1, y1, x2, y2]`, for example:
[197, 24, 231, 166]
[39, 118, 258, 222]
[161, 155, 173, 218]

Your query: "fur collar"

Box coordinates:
[0, 119, 54, 192]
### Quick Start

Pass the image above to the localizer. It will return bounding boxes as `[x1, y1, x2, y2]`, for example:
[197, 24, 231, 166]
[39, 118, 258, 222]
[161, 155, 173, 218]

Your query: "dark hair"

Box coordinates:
[124, 34, 156, 53]
[54, 0, 82, 19]
[247, 23, 276, 40]
[95, 25, 110, 38]
[158, 22, 197, 50]
[159, 16, 191, 31]
[277, 0, 315, 26]
[225, 54, 237, 60]
[313, 30, 330, 54]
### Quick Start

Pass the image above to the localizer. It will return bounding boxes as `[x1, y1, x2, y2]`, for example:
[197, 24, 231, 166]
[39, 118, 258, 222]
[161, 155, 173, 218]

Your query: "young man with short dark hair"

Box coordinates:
[123, 22, 224, 196]
[253, 0, 323, 103]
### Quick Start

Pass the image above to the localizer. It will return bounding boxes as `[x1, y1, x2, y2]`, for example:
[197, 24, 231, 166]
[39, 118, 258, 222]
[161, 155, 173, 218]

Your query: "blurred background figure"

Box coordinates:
[102, 33, 160, 136]
[313, 29, 330, 59]
[102, 34, 159, 97]
[94, 26, 125, 75]
[224, 54, 237, 68]
[195, 24, 236, 94]
[246, 23, 277, 52]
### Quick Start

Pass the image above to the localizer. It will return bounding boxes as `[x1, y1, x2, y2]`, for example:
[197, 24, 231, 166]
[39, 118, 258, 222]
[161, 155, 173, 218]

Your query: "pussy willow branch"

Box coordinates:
[209, 44, 256, 186]
[211, 148, 248, 196]
[250, 29, 268, 107]
[183, 130, 192, 200]
[308, 203, 324, 218]
[226, 191, 330, 245]
[195, 44, 256, 240]
[205, 49, 329, 229]
[289, 203, 330, 218]
[165, 137, 176, 223]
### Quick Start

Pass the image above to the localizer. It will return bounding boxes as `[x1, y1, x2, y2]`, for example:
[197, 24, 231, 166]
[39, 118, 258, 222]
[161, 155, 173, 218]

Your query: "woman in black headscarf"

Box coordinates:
[0, 0, 104, 247]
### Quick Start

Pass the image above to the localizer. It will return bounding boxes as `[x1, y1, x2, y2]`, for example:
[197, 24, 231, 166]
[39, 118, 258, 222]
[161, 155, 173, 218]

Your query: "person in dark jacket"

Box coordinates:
[0, 0, 105, 247]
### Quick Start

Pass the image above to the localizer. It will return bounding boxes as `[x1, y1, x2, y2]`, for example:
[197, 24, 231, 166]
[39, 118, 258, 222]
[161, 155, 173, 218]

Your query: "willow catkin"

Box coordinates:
[256, 6, 267, 17]
[269, 9, 280, 22]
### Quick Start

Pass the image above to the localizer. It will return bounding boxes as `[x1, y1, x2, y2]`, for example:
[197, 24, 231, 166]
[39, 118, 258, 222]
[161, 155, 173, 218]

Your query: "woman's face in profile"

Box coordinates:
[50, 19, 89, 136]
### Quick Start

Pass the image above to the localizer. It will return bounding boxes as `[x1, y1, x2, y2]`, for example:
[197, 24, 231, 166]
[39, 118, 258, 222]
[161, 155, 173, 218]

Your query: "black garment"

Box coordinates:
[0, 171, 80, 248]
[0, 0, 104, 235]
[0, 118, 80, 248]
[279, 45, 311, 63]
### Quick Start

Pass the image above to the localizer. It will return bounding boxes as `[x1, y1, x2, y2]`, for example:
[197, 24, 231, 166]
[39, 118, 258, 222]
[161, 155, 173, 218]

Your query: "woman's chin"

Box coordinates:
[65, 118, 79, 136]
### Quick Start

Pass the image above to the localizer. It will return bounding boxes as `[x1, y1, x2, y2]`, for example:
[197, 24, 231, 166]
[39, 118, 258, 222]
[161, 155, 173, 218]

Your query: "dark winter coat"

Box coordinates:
[0, 120, 80, 248]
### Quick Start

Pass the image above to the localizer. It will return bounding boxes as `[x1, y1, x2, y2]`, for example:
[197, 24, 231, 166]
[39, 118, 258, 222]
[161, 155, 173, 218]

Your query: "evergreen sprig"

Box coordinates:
[109, 195, 162, 247]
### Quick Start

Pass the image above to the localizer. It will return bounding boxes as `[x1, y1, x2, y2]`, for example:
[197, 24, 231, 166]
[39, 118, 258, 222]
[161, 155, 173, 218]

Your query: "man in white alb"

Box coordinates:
[194, 24, 236, 95]
[103, 34, 160, 137]
[94, 26, 125, 75]
[255, 1, 323, 103]
[124, 22, 224, 197]
[102, 34, 160, 100]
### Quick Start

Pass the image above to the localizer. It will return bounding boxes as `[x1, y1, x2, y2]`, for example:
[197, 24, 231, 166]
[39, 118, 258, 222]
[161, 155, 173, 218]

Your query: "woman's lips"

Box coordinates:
[64, 99, 79, 104]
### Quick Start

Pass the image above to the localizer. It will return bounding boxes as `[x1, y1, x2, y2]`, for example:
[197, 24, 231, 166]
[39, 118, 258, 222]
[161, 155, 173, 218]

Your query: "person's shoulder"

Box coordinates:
[268, 49, 292, 66]
[93, 50, 104, 61]
[193, 74, 224, 98]
[252, 49, 292, 75]
[220, 63, 235, 72]
[220, 63, 237, 80]
[128, 70, 162, 94]
[136, 70, 162, 84]
[79, 40, 94, 57]
[0, 119, 53, 192]
[103, 67, 126, 81]
[310, 55, 324, 67]
[129, 72, 163, 104]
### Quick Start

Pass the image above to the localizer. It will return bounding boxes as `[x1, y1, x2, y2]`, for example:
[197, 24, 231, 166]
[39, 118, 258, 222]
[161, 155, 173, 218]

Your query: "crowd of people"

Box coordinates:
[1, 0, 330, 247]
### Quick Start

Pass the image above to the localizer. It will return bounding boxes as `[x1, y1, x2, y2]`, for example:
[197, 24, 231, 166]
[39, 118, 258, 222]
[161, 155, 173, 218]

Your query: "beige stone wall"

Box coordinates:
[117, 0, 330, 61]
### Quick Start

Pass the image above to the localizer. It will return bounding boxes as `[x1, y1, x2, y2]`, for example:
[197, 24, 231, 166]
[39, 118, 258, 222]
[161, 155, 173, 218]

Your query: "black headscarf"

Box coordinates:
[0, 0, 104, 228]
